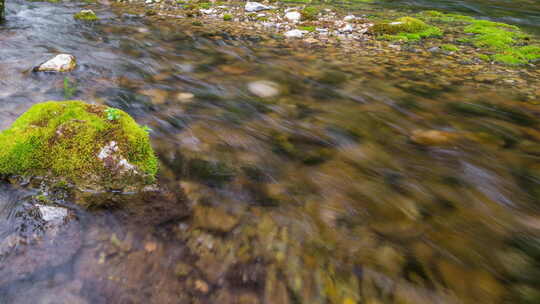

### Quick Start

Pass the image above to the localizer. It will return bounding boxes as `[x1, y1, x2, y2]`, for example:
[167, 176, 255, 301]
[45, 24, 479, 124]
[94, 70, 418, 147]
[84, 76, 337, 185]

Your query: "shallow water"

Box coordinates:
[1, 0, 540, 303]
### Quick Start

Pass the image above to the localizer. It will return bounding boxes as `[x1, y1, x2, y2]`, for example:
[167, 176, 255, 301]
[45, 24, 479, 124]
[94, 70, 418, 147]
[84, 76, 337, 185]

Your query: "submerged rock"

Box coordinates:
[248, 80, 280, 98]
[0, 200, 81, 287]
[0, 101, 158, 195]
[34, 54, 77, 72]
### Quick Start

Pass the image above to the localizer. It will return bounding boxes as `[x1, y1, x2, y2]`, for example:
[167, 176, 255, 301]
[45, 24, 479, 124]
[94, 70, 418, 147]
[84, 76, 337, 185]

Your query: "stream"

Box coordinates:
[1, 0, 540, 303]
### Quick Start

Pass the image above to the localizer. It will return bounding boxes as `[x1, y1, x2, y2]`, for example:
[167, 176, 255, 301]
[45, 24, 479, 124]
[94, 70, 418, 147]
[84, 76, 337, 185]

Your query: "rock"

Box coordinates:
[410, 129, 458, 146]
[0, 101, 158, 195]
[34, 54, 77, 72]
[193, 204, 239, 233]
[245, 2, 271, 12]
[284, 29, 307, 38]
[0, 202, 82, 287]
[176, 92, 195, 102]
[344, 15, 356, 22]
[37, 204, 68, 224]
[73, 9, 98, 21]
[247, 80, 280, 98]
[340, 23, 354, 33]
[284, 11, 301, 22]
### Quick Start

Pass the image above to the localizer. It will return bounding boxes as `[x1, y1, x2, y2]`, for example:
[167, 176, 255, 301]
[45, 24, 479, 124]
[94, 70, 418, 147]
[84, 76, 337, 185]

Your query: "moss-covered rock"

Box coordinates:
[73, 9, 98, 21]
[370, 16, 442, 41]
[421, 10, 540, 65]
[0, 101, 158, 191]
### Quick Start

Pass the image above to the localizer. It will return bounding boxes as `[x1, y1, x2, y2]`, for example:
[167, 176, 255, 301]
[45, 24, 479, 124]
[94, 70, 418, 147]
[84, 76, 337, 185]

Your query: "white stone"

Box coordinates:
[340, 23, 354, 33]
[284, 11, 301, 22]
[248, 80, 280, 98]
[256, 13, 266, 17]
[245, 2, 271, 12]
[36, 54, 76, 72]
[344, 15, 355, 22]
[284, 29, 307, 38]
[177, 92, 195, 102]
[145, 0, 153, 3]
[200, 8, 215, 14]
[37, 205, 68, 223]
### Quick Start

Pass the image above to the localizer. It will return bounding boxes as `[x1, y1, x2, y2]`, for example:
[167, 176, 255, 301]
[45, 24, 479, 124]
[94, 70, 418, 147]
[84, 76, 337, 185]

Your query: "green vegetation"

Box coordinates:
[298, 25, 316, 32]
[73, 9, 98, 21]
[0, 101, 158, 187]
[301, 6, 320, 21]
[198, 2, 211, 9]
[105, 107, 121, 121]
[223, 13, 233, 21]
[371, 17, 442, 41]
[441, 44, 459, 52]
[420, 11, 540, 65]
[63, 77, 77, 99]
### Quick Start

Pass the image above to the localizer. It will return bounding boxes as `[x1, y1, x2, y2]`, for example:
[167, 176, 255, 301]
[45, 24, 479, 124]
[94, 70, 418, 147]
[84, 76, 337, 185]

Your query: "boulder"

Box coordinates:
[0, 101, 158, 195]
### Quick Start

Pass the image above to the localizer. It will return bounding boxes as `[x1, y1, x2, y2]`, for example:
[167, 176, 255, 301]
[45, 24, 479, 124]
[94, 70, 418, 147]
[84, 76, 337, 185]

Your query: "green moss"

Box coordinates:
[0, 101, 158, 187]
[73, 9, 98, 21]
[441, 44, 459, 52]
[477, 54, 491, 61]
[372, 17, 442, 41]
[301, 6, 320, 21]
[419, 11, 540, 65]
[223, 13, 233, 21]
[198, 2, 211, 9]
[298, 25, 316, 32]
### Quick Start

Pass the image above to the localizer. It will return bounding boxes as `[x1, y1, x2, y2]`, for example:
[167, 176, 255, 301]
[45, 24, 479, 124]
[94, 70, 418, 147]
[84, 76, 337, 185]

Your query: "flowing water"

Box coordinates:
[1, 0, 540, 303]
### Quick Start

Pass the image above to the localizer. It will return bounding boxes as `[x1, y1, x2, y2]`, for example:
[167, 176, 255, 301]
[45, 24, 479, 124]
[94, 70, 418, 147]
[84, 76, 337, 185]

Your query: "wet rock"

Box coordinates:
[284, 29, 307, 38]
[245, 2, 271, 12]
[248, 80, 280, 98]
[34, 54, 77, 72]
[0, 202, 82, 287]
[73, 9, 98, 21]
[285, 11, 301, 22]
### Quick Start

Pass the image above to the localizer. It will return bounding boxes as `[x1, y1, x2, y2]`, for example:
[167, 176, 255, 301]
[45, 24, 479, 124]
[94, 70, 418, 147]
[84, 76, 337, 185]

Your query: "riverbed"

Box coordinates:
[1, 0, 540, 303]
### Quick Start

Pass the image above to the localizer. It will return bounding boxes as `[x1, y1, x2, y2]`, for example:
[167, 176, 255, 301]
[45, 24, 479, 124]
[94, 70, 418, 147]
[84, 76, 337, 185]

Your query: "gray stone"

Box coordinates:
[245, 1, 272, 12]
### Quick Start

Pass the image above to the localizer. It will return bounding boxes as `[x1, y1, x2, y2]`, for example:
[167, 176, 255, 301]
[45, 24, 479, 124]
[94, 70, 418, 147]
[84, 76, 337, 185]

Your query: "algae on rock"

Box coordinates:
[0, 101, 158, 191]
[371, 16, 442, 41]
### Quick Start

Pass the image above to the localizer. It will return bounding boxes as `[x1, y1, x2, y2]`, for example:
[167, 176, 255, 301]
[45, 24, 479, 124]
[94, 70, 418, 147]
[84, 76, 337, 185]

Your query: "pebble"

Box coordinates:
[248, 80, 280, 98]
[245, 1, 272, 12]
[344, 15, 356, 22]
[285, 11, 301, 22]
[35, 54, 77, 72]
[176, 92, 195, 102]
[284, 29, 307, 38]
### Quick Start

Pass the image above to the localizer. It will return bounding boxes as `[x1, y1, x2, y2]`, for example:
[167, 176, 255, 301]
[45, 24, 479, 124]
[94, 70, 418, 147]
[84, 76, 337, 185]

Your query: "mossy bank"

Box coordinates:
[0, 101, 158, 192]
